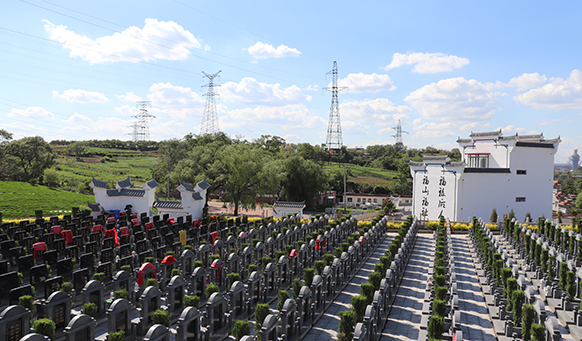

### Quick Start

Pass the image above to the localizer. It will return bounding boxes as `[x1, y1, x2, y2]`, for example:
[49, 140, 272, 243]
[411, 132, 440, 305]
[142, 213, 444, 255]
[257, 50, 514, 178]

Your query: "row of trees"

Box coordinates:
[0, 130, 55, 184]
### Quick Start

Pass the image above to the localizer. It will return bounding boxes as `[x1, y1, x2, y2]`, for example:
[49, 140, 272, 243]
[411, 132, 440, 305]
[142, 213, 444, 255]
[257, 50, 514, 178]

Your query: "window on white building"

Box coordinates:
[373, 199, 377, 203]
[347, 198, 352, 202]
[517, 170, 527, 175]
[357, 198, 361, 203]
[516, 197, 526, 202]
[467, 154, 489, 168]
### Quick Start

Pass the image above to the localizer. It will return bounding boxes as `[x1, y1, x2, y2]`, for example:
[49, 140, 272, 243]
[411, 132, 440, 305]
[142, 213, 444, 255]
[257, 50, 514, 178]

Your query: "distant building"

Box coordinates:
[409, 130, 560, 221]
[90, 176, 159, 217]
[153, 179, 210, 220]
[344, 192, 389, 209]
[272, 201, 306, 218]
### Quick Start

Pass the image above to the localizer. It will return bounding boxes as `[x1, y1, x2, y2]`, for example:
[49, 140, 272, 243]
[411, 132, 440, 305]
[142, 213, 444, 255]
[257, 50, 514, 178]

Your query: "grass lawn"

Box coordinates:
[323, 163, 399, 186]
[0, 181, 96, 220]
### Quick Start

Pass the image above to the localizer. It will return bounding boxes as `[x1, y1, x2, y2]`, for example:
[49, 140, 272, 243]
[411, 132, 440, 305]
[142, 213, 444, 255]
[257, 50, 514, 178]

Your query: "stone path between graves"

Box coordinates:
[380, 234, 434, 341]
[455, 234, 497, 341]
[301, 232, 397, 341]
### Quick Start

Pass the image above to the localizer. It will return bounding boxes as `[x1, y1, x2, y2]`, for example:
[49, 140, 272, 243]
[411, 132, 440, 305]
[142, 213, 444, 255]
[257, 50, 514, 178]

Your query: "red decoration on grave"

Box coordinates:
[105, 228, 119, 245]
[211, 215, 217, 221]
[211, 231, 218, 245]
[107, 217, 116, 223]
[120, 211, 126, 216]
[92, 225, 103, 234]
[145, 222, 153, 234]
[137, 262, 157, 285]
[131, 218, 139, 226]
[211, 259, 223, 277]
[316, 237, 320, 251]
[161, 255, 176, 265]
[33, 242, 47, 259]
[131, 213, 137, 219]
[60, 230, 73, 245]
[359, 236, 365, 247]
[290, 249, 297, 258]
[167, 218, 175, 225]
[322, 237, 326, 248]
[51, 225, 62, 234]
[193, 220, 201, 228]
[238, 232, 247, 239]
[120, 226, 130, 236]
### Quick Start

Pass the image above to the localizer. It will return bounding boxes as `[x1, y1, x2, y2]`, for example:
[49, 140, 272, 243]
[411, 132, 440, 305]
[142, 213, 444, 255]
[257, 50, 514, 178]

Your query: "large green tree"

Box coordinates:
[282, 155, 327, 205]
[213, 143, 282, 216]
[4, 136, 54, 184]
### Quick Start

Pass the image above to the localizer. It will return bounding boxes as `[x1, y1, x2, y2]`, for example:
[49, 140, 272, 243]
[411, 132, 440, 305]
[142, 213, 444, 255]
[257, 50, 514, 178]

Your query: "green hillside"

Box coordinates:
[0, 181, 96, 220]
[323, 163, 399, 187]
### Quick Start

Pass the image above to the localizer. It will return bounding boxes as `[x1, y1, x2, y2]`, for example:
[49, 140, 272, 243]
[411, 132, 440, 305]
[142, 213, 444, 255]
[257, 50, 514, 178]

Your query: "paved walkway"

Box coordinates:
[454, 234, 496, 341]
[380, 234, 434, 341]
[302, 233, 396, 341]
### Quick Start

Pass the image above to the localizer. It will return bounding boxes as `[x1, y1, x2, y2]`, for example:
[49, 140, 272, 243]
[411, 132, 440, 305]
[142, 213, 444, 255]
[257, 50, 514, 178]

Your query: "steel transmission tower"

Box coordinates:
[131, 101, 155, 142]
[325, 61, 347, 151]
[391, 119, 409, 144]
[199, 70, 221, 136]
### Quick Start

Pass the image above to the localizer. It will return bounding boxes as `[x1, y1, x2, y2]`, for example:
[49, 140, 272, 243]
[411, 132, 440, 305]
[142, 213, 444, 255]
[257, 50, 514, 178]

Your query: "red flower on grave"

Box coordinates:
[211, 215, 217, 221]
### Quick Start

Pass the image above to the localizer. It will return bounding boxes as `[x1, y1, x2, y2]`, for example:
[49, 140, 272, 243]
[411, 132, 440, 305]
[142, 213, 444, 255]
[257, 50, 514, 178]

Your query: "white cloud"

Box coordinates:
[459, 122, 491, 131]
[247, 42, 301, 59]
[336, 73, 396, 93]
[222, 78, 311, 105]
[340, 98, 410, 124]
[283, 134, 302, 143]
[405, 77, 499, 121]
[64, 113, 93, 124]
[53, 89, 109, 103]
[383, 52, 469, 73]
[505, 73, 547, 91]
[43, 18, 201, 64]
[514, 69, 582, 110]
[147, 82, 206, 108]
[7, 106, 55, 119]
[116, 91, 142, 102]
[305, 84, 319, 91]
[497, 125, 537, 136]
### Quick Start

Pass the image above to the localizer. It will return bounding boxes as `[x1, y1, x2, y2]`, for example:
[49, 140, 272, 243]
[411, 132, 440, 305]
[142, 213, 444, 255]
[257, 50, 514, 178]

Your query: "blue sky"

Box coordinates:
[1, 0, 581, 163]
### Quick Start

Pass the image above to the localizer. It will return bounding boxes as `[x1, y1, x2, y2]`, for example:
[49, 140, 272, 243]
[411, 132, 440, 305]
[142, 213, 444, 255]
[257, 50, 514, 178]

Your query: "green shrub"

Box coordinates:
[228, 273, 240, 288]
[61, 282, 73, 295]
[433, 274, 445, 288]
[34, 318, 56, 340]
[341, 242, 349, 252]
[522, 304, 534, 341]
[277, 290, 290, 316]
[184, 295, 200, 308]
[360, 282, 375, 305]
[559, 262, 568, 290]
[108, 330, 125, 341]
[145, 257, 155, 264]
[567, 270, 576, 300]
[541, 249, 549, 272]
[338, 309, 357, 339]
[120, 265, 131, 272]
[427, 315, 444, 340]
[248, 264, 258, 274]
[166, 251, 175, 257]
[210, 254, 220, 263]
[275, 251, 285, 263]
[314, 261, 325, 276]
[501, 268, 512, 296]
[92, 272, 105, 282]
[232, 320, 250, 341]
[18, 295, 33, 312]
[548, 256, 556, 279]
[206, 284, 219, 298]
[261, 257, 272, 272]
[432, 299, 447, 317]
[304, 268, 314, 287]
[171, 269, 182, 277]
[254, 304, 270, 331]
[292, 278, 302, 300]
[114, 290, 128, 300]
[512, 290, 525, 327]
[82, 302, 97, 317]
[145, 278, 159, 288]
[435, 266, 445, 276]
[324, 254, 335, 266]
[506, 278, 517, 310]
[334, 248, 343, 259]
[194, 260, 204, 268]
[531, 324, 545, 341]
[351, 295, 367, 322]
[368, 272, 382, 291]
[151, 309, 171, 327]
[435, 286, 447, 301]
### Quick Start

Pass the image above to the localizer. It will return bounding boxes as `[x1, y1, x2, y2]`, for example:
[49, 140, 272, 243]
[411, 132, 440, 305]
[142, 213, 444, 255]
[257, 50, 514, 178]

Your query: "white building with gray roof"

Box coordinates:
[153, 179, 210, 220]
[409, 130, 560, 222]
[89, 176, 160, 217]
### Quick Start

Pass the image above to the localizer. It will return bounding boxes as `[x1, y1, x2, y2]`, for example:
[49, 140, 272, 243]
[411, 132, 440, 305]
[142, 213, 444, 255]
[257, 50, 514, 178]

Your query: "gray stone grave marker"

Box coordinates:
[0, 305, 31, 341]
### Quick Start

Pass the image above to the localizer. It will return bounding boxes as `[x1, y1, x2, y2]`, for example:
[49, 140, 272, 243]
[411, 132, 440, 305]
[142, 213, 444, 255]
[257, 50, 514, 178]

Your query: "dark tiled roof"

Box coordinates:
[448, 162, 465, 167]
[117, 177, 133, 188]
[273, 201, 305, 208]
[469, 130, 501, 138]
[181, 180, 194, 192]
[456, 138, 473, 144]
[87, 202, 102, 212]
[408, 161, 425, 167]
[146, 177, 159, 189]
[197, 178, 210, 190]
[192, 192, 203, 200]
[422, 155, 450, 163]
[154, 200, 184, 209]
[91, 177, 108, 189]
[106, 189, 145, 197]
